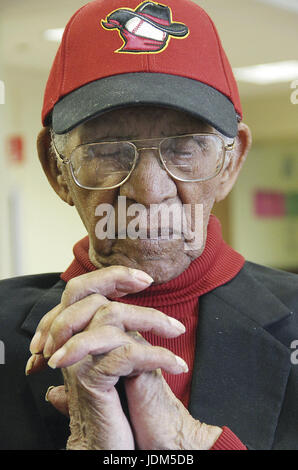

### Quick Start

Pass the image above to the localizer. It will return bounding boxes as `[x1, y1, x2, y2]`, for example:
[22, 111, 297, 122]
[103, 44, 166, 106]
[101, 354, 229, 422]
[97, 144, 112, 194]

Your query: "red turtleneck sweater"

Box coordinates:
[61, 215, 247, 450]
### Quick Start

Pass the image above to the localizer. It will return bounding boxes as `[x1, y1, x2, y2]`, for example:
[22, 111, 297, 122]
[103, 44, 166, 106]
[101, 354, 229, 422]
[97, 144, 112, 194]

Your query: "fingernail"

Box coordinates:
[43, 335, 55, 359]
[30, 331, 42, 354]
[169, 317, 186, 333]
[130, 269, 154, 284]
[48, 347, 66, 369]
[25, 355, 36, 376]
[45, 386, 55, 402]
[175, 356, 188, 373]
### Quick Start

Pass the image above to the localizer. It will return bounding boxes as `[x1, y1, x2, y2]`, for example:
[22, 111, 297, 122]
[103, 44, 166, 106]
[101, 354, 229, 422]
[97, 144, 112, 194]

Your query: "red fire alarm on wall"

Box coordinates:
[6, 135, 25, 164]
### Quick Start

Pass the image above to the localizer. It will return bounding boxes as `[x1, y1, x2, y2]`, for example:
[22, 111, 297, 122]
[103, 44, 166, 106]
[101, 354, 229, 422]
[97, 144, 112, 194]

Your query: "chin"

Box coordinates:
[144, 259, 192, 284]
[89, 237, 193, 284]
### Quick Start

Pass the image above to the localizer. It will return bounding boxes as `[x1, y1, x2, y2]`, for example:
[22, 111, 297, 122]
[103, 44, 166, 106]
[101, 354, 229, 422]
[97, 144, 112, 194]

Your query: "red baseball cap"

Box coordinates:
[42, 0, 242, 138]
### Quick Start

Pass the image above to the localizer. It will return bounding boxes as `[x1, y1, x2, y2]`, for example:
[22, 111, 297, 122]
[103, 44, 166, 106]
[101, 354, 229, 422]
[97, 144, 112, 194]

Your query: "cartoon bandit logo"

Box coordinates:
[102, 1, 189, 53]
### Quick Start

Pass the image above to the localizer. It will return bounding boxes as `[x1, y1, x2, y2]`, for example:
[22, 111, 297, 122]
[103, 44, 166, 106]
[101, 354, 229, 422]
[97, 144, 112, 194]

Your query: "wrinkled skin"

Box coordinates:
[26, 107, 251, 449]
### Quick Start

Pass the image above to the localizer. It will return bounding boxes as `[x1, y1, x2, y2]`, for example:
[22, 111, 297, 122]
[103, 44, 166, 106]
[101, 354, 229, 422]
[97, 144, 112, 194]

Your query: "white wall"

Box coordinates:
[0, 18, 11, 279]
[0, 65, 86, 279]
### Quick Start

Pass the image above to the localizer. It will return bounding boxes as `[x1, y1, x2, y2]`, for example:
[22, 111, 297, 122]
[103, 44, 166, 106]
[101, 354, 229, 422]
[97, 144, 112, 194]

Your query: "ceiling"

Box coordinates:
[1, 0, 298, 97]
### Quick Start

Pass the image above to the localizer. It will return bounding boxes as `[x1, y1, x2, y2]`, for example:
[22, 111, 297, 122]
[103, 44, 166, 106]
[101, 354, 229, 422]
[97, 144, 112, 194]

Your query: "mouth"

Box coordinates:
[116, 227, 183, 240]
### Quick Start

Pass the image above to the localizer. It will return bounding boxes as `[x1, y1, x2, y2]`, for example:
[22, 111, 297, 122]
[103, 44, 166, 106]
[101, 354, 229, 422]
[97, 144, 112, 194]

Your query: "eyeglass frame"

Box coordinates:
[51, 132, 235, 191]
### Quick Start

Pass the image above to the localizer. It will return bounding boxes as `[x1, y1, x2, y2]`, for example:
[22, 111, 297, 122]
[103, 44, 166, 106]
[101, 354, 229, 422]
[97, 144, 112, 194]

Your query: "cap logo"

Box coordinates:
[101, 1, 189, 53]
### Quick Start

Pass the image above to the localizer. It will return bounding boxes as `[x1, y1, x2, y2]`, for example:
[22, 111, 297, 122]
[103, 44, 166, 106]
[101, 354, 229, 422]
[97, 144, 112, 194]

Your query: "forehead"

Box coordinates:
[70, 106, 214, 143]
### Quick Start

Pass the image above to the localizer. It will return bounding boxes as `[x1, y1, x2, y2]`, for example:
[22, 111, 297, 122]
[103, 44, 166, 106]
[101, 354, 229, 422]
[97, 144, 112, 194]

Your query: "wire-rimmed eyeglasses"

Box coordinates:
[52, 133, 235, 190]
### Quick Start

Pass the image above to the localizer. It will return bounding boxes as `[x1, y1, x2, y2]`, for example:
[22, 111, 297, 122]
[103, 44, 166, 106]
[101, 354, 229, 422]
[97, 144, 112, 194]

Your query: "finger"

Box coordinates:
[93, 343, 189, 377]
[44, 298, 185, 358]
[43, 293, 110, 358]
[30, 266, 153, 355]
[47, 325, 137, 368]
[30, 304, 63, 354]
[25, 353, 48, 376]
[45, 385, 69, 416]
[88, 302, 186, 338]
[60, 266, 154, 308]
[47, 328, 188, 376]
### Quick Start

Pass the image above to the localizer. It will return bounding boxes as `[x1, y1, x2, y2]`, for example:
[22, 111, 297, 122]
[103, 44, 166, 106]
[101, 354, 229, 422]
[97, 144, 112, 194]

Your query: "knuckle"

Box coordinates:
[98, 343, 135, 376]
[151, 307, 166, 319]
[97, 363, 117, 378]
[111, 265, 129, 274]
[51, 311, 78, 339]
[37, 315, 53, 334]
[120, 342, 136, 359]
[51, 314, 66, 335]
[96, 301, 119, 324]
[102, 301, 115, 314]
[37, 315, 48, 331]
[126, 330, 148, 345]
[65, 278, 78, 294]
[103, 265, 126, 275]
[89, 293, 108, 304]
[122, 266, 133, 276]
[108, 265, 132, 279]
[106, 301, 121, 317]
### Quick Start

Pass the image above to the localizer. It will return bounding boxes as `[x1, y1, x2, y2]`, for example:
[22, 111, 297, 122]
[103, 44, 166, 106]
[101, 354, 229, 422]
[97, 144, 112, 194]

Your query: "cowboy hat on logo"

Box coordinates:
[102, 1, 189, 52]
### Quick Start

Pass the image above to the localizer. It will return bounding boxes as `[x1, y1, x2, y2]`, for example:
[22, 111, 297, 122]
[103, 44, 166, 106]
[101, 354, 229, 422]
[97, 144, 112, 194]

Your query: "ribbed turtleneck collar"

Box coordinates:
[61, 215, 245, 314]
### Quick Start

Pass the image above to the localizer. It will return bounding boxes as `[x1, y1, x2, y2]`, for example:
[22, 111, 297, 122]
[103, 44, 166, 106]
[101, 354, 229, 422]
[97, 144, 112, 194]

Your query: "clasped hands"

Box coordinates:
[26, 266, 222, 450]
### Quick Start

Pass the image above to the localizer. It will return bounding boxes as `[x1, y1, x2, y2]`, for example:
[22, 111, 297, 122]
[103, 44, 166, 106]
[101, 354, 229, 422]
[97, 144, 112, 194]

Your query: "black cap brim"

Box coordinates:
[51, 73, 238, 138]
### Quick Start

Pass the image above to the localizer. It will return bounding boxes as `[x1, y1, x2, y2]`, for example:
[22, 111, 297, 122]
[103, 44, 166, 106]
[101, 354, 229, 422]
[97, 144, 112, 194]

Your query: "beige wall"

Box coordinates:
[231, 90, 298, 270]
[241, 90, 298, 142]
[0, 65, 86, 279]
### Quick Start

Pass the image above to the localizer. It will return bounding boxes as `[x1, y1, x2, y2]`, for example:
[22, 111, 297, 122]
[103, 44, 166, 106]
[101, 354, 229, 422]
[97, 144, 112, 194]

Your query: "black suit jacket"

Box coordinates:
[1, 261, 298, 450]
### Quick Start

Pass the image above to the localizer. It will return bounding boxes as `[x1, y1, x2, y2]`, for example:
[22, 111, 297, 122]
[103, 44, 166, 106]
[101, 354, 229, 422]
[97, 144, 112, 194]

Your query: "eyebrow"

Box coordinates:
[80, 135, 139, 144]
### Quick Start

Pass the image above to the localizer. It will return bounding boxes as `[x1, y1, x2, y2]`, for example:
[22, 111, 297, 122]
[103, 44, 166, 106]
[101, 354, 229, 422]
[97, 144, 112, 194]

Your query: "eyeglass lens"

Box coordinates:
[70, 134, 224, 189]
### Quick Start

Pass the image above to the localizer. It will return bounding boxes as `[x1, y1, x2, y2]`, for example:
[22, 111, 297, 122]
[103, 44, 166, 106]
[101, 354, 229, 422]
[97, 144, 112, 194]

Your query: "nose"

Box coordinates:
[119, 148, 177, 205]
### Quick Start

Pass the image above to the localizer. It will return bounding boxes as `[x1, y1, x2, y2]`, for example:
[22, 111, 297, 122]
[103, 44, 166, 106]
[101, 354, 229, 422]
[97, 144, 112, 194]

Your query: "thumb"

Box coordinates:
[45, 385, 69, 416]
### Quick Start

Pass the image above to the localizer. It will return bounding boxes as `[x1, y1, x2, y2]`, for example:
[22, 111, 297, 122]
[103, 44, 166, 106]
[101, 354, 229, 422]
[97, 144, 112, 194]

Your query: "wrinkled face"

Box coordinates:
[59, 106, 231, 283]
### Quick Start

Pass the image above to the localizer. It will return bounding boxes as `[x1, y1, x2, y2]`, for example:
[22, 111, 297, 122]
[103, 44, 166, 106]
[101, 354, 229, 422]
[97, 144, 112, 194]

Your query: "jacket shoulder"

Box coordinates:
[0, 273, 63, 327]
[209, 260, 298, 334]
[0, 272, 62, 300]
[0, 272, 62, 289]
[243, 261, 298, 311]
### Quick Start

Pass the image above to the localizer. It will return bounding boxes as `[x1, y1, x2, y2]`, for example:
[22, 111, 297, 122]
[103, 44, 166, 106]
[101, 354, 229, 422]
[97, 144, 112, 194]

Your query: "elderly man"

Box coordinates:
[1, 0, 298, 451]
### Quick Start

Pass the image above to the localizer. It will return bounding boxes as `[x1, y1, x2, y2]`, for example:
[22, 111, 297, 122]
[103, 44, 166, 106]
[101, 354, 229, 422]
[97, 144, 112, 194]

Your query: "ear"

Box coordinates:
[215, 122, 252, 203]
[37, 127, 74, 206]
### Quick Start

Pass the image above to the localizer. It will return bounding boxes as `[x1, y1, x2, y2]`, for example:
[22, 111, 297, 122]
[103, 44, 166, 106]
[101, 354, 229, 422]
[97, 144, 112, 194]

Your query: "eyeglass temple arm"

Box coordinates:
[51, 138, 70, 164]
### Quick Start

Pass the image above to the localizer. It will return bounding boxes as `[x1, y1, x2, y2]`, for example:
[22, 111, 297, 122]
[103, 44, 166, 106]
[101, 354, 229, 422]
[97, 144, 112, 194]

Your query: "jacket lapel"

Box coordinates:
[21, 279, 69, 449]
[189, 264, 293, 450]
